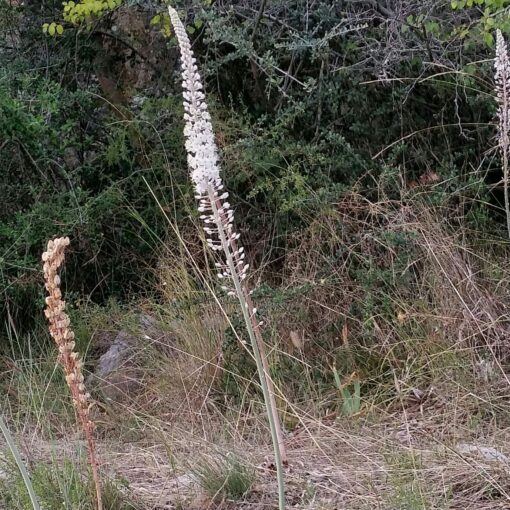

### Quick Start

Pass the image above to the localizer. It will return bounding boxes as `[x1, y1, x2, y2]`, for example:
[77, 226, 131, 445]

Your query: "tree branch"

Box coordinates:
[344, 0, 395, 18]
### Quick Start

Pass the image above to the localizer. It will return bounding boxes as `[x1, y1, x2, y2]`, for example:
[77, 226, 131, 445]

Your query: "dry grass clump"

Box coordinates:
[271, 187, 510, 417]
[137, 309, 225, 426]
[190, 451, 255, 503]
[42, 237, 102, 510]
[403, 207, 510, 358]
[121, 248, 226, 424]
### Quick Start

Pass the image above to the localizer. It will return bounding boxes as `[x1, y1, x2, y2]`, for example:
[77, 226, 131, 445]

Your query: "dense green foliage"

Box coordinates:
[0, 0, 506, 348]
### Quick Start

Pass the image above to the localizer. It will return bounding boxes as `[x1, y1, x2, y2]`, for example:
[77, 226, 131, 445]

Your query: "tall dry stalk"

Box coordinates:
[42, 237, 102, 510]
[495, 29, 510, 239]
[166, 5, 287, 509]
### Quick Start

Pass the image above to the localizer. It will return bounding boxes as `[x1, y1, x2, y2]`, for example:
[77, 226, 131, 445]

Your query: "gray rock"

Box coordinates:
[91, 330, 142, 402]
[173, 473, 197, 489]
[456, 443, 509, 463]
[88, 314, 175, 403]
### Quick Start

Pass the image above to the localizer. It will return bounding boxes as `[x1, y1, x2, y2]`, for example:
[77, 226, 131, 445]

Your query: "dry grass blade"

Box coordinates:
[0, 414, 41, 510]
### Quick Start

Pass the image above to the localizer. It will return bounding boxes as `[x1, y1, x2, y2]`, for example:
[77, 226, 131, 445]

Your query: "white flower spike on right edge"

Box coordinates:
[167, 6, 287, 510]
[495, 29, 510, 151]
[495, 29, 510, 239]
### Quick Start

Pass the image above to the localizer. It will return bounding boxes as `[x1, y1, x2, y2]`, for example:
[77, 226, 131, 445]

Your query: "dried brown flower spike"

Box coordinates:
[42, 237, 102, 510]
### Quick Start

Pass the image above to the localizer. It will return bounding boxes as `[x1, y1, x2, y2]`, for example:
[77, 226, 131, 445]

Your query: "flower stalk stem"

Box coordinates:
[207, 188, 286, 510]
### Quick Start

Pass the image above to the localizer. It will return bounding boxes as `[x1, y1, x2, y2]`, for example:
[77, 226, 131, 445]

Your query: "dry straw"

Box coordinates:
[42, 237, 102, 510]
[167, 5, 287, 509]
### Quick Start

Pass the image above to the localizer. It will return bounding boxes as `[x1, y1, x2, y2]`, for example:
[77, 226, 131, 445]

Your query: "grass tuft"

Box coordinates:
[0, 454, 138, 510]
[191, 452, 256, 503]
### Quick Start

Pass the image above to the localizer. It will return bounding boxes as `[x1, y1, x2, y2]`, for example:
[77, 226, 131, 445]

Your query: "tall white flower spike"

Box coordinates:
[495, 30, 510, 151]
[495, 29, 510, 239]
[167, 6, 286, 510]
[167, 5, 249, 284]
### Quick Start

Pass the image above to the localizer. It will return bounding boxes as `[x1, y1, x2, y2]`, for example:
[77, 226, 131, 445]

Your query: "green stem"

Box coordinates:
[208, 188, 286, 510]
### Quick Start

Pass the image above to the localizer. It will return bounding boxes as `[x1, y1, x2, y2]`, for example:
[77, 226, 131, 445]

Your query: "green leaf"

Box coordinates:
[484, 31, 495, 46]
[150, 14, 161, 26]
[42, 23, 49, 33]
[48, 23, 56, 36]
[56, 24, 64, 35]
